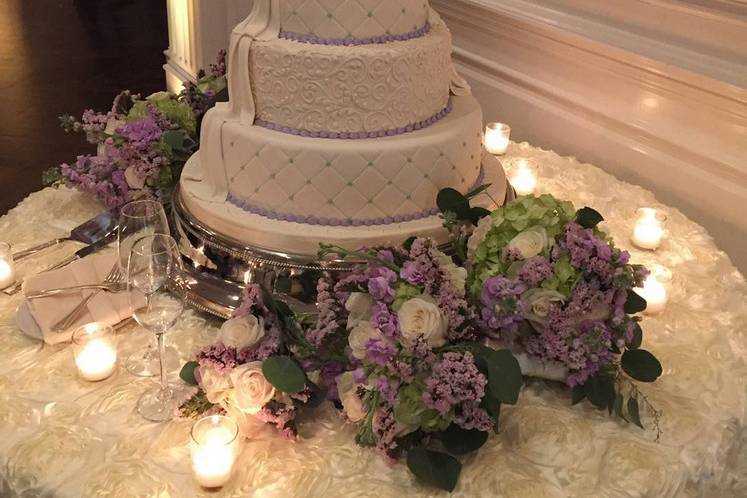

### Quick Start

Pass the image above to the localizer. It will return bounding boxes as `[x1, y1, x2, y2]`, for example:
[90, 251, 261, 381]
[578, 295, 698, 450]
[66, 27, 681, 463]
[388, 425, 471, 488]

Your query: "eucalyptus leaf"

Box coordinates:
[406, 447, 461, 492]
[476, 348, 522, 405]
[179, 361, 199, 386]
[583, 374, 616, 409]
[436, 188, 471, 219]
[576, 207, 604, 229]
[629, 322, 643, 350]
[465, 183, 492, 199]
[469, 207, 492, 226]
[262, 356, 306, 393]
[624, 290, 648, 314]
[571, 384, 586, 405]
[627, 397, 644, 428]
[621, 349, 662, 382]
[440, 424, 489, 455]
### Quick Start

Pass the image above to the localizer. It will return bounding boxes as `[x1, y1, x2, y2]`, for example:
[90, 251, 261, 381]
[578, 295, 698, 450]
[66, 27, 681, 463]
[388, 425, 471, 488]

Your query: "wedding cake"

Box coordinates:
[180, 0, 507, 256]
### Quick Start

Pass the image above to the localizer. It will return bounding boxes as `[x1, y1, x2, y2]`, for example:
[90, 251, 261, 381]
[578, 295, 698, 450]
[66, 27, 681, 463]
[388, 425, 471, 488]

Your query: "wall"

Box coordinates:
[432, 0, 747, 271]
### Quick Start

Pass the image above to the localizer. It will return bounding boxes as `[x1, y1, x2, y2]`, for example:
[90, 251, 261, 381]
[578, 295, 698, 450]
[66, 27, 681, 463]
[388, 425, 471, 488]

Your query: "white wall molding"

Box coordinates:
[432, 0, 747, 270]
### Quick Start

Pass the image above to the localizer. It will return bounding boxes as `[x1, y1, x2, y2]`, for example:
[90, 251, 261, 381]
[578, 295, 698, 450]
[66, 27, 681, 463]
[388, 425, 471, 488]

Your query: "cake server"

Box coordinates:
[12, 212, 117, 261]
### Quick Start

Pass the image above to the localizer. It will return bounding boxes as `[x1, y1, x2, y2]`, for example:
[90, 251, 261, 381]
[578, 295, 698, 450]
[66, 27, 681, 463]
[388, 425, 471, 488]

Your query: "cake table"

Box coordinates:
[1, 143, 745, 497]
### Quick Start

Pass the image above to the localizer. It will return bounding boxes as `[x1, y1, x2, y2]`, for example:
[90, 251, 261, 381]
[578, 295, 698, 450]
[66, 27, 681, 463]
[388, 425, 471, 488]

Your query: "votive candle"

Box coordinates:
[484, 123, 511, 155]
[191, 415, 239, 488]
[506, 158, 539, 196]
[635, 265, 672, 315]
[0, 243, 16, 290]
[72, 323, 117, 381]
[632, 208, 667, 250]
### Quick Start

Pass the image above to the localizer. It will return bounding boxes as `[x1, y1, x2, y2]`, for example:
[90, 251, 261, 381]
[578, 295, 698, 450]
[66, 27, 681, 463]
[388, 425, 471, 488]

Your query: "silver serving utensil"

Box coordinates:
[51, 263, 124, 332]
[25, 282, 126, 300]
[3, 232, 118, 296]
[12, 212, 117, 261]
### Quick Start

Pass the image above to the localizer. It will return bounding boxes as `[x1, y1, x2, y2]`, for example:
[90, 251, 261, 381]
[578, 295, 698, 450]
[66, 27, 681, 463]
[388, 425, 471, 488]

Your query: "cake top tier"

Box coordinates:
[280, 0, 430, 41]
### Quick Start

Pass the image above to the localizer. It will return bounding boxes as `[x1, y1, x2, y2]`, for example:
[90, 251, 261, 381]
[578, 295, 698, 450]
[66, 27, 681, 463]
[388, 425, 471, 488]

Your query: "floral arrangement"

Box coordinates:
[179, 284, 323, 438]
[313, 239, 523, 492]
[43, 51, 227, 209]
[466, 194, 662, 428]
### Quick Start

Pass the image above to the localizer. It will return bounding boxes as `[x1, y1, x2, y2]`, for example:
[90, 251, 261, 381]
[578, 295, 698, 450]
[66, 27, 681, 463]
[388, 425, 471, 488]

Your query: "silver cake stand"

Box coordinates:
[170, 184, 515, 319]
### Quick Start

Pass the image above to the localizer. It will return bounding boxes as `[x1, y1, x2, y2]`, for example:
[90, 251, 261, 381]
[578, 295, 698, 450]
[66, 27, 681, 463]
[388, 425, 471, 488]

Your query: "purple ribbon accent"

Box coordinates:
[228, 164, 486, 227]
[279, 22, 431, 47]
[255, 98, 453, 140]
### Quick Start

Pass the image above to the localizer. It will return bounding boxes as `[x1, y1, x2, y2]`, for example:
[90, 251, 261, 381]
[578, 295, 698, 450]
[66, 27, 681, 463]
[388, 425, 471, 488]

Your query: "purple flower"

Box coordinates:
[368, 276, 395, 303]
[423, 352, 487, 414]
[371, 302, 399, 337]
[518, 257, 554, 285]
[479, 276, 527, 337]
[366, 338, 397, 366]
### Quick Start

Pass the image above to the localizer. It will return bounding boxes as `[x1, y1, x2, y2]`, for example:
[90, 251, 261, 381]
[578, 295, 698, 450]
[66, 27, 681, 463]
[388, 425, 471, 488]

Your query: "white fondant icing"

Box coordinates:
[249, 19, 453, 134]
[180, 152, 507, 255]
[280, 0, 429, 39]
[224, 96, 484, 221]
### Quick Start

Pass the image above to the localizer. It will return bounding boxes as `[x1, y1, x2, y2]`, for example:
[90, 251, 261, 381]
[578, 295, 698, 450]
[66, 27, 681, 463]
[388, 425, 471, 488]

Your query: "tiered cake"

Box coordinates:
[180, 0, 507, 256]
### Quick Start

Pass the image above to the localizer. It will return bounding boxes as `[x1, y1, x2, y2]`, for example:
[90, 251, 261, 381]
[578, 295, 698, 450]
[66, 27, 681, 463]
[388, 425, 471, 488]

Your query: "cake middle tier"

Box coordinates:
[224, 95, 484, 225]
[249, 19, 453, 135]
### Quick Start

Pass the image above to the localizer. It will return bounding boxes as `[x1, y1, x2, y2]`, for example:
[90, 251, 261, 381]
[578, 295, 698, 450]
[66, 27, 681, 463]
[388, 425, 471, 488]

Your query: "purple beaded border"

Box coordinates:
[227, 165, 486, 227]
[279, 22, 431, 47]
[255, 98, 453, 140]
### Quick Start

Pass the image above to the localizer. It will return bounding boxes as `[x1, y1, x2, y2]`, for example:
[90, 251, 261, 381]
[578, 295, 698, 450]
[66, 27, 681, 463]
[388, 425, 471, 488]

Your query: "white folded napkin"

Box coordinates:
[21, 250, 144, 345]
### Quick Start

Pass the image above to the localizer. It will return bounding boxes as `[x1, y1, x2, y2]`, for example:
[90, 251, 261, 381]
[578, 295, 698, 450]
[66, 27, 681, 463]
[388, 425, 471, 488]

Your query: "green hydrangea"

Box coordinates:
[127, 93, 197, 135]
[469, 194, 576, 295]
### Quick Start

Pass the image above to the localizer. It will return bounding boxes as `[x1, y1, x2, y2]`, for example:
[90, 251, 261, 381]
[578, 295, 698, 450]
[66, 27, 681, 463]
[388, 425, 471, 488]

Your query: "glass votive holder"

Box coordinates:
[504, 157, 539, 196]
[631, 208, 667, 250]
[72, 323, 118, 381]
[191, 415, 240, 488]
[0, 242, 17, 290]
[484, 123, 511, 155]
[636, 264, 672, 315]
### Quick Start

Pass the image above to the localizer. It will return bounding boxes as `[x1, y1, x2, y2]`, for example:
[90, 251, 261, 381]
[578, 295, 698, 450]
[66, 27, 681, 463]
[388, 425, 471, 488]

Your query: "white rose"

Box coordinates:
[397, 296, 448, 348]
[345, 292, 374, 330]
[229, 362, 276, 415]
[521, 288, 565, 324]
[124, 165, 146, 189]
[219, 315, 265, 350]
[467, 214, 494, 259]
[336, 372, 366, 422]
[348, 322, 384, 360]
[505, 226, 549, 260]
[199, 367, 232, 404]
[437, 252, 468, 290]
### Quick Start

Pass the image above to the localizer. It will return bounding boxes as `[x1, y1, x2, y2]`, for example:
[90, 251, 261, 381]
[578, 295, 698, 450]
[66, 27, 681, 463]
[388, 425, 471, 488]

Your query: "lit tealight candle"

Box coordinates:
[506, 158, 539, 196]
[72, 323, 117, 382]
[191, 415, 239, 488]
[0, 242, 16, 290]
[632, 208, 667, 250]
[484, 123, 511, 155]
[635, 265, 672, 315]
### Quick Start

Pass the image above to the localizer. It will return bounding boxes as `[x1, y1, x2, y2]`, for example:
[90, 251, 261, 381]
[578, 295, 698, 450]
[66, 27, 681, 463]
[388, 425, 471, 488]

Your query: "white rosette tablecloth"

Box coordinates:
[0, 143, 745, 497]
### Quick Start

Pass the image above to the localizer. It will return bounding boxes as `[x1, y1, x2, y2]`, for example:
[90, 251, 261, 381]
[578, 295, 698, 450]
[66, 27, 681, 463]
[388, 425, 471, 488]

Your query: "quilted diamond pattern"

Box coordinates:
[281, 0, 429, 39]
[222, 97, 484, 222]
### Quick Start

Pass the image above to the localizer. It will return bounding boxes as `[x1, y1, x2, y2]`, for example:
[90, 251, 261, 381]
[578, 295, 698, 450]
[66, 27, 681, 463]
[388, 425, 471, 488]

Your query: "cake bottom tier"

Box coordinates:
[179, 152, 508, 256]
[222, 95, 484, 225]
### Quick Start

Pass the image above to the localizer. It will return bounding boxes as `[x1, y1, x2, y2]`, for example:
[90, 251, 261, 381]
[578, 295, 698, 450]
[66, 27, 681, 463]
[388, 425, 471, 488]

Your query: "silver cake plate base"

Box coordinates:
[171, 183, 515, 319]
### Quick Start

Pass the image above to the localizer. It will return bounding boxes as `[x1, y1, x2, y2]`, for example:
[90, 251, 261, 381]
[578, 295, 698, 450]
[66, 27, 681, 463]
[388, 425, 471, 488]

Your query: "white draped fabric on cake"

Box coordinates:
[0, 143, 745, 497]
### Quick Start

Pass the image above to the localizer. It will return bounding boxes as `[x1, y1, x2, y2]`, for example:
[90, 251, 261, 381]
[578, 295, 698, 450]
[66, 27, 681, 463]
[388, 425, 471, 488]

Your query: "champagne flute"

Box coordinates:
[128, 234, 185, 422]
[117, 200, 176, 377]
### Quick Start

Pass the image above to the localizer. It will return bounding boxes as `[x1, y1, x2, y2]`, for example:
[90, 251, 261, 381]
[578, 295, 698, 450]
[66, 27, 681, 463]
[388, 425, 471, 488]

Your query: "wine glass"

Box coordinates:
[128, 234, 185, 422]
[118, 200, 177, 376]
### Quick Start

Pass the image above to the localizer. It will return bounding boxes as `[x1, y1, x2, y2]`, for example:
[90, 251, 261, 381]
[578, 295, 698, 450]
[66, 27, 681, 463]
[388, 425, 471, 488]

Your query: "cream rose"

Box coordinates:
[437, 252, 468, 290]
[199, 367, 232, 404]
[522, 289, 565, 324]
[104, 117, 125, 135]
[219, 315, 265, 350]
[345, 292, 374, 330]
[336, 372, 366, 422]
[467, 214, 494, 259]
[397, 296, 448, 348]
[348, 322, 384, 360]
[229, 362, 276, 415]
[124, 166, 146, 190]
[505, 226, 549, 260]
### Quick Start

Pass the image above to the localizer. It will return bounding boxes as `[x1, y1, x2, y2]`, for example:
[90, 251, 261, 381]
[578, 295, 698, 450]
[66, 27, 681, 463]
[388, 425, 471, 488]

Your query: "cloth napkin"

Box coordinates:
[22, 250, 144, 345]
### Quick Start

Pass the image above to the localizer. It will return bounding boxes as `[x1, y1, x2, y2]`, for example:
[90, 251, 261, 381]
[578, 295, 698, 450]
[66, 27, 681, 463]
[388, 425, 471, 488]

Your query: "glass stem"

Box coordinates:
[157, 332, 167, 393]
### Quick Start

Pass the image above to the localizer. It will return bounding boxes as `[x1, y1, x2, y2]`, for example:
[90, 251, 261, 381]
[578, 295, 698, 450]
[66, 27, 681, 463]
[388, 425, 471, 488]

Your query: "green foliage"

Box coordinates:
[621, 349, 662, 382]
[262, 356, 306, 393]
[576, 206, 604, 229]
[406, 447, 461, 492]
[440, 424, 489, 455]
[624, 290, 648, 314]
[179, 360, 199, 386]
[42, 167, 63, 187]
[178, 391, 215, 419]
[474, 347, 523, 405]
